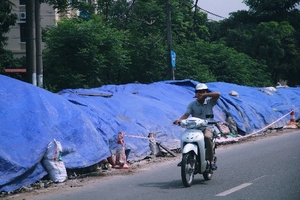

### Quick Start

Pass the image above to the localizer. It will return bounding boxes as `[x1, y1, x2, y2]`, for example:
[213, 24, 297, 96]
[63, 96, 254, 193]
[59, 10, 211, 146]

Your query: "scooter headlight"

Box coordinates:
[181, 119, 197, 129]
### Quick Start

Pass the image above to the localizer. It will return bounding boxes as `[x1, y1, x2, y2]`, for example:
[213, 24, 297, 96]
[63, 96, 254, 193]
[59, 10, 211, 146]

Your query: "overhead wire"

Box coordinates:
[196, 5, 227, 20]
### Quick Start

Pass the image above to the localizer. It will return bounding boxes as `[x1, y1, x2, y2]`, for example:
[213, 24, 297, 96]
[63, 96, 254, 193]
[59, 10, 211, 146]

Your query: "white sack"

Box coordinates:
[42, 139, 67, 183]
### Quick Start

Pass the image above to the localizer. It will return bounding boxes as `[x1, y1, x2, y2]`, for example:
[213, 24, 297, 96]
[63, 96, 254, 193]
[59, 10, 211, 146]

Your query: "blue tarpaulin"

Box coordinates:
[1, 75, 300, 192]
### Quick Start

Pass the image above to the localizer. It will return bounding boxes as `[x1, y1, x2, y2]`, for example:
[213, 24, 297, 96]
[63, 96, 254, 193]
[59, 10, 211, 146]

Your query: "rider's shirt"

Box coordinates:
[186, 98, 216, 120]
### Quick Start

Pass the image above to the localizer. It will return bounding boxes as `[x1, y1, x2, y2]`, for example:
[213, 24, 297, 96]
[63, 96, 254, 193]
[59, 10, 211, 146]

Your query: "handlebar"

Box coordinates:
[207, 121, 217, 125]
[206, 114, 214, 119]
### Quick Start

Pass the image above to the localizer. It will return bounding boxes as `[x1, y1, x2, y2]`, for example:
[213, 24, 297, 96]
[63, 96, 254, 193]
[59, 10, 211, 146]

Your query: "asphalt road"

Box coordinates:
[6, 130, 300, 200]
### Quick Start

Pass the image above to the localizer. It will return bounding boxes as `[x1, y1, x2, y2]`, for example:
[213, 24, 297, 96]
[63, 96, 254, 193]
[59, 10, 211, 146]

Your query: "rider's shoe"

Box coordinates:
[177, 161, 182, 167]
[211, 163, 217, 170]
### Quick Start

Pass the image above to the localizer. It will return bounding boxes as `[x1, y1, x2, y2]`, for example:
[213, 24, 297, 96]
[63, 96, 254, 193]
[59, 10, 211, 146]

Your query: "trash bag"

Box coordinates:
[42, 139, 67, 183]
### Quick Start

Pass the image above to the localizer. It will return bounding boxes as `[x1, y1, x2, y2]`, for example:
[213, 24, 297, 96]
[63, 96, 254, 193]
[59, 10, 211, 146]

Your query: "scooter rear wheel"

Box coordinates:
[203, 170, 213, 180]
[203, 157, 216, 180]
[181, 152, 196, 187]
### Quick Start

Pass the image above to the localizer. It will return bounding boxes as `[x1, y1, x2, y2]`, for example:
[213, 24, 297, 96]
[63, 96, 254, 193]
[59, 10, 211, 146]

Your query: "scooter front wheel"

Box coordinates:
[181, 152, 196, 187]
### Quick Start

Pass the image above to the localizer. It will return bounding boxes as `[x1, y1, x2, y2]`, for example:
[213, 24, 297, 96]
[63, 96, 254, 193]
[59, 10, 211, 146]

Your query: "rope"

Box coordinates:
[241, 111, 291, 139]
[124, 110, 295, 142]
[124, 133, 180, 142]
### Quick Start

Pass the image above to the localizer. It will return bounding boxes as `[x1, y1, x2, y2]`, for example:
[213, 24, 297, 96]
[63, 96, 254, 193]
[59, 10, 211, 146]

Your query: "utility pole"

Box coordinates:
[26, 0, 36, 85]
[35, 0, 43, 87]
[166, 0, 175, 80]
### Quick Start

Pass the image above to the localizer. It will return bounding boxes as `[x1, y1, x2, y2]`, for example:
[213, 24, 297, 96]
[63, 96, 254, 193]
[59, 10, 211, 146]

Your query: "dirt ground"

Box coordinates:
[1, 155, 179, 200]
[1, 128, 297, 200]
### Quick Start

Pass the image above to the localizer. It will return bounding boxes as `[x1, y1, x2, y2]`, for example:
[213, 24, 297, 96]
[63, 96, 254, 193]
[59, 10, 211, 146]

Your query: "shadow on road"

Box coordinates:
[138, 178, 209, 189]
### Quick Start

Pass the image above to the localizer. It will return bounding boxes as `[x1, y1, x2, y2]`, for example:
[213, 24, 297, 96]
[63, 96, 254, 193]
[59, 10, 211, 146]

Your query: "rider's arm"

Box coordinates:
[205, 92, 220, 102]
[174, 113, 190, 124]
[179, 113, 190, 121]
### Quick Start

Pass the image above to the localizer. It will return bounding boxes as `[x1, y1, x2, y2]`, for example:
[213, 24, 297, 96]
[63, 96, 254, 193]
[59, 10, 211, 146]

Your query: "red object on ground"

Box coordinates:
[289, 109, 296, 124]
[113, 132, 130, 169]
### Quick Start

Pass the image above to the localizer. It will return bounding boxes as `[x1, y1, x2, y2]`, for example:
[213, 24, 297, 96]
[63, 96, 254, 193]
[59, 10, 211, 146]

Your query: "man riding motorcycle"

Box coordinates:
[174, 83, 220, 170]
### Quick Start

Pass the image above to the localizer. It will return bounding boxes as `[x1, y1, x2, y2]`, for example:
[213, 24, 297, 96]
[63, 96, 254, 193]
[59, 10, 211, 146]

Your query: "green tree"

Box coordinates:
[213, 1, 300, 86]
[121, 0, 169, 82]
[244, 0, 300, 13]
[174, 39, 271, 86]
[250, 21, 298, 83]
[42, 0, 70, 13]
[43, 16, 130, 92]
[95, 0, 212, 83]
[43, 0, 292, 89]
[173, 40, 216, 82]
[0, 0, 18, 73]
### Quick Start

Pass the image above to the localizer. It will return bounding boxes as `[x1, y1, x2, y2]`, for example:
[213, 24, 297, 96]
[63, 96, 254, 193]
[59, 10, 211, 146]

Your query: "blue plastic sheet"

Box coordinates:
[1, 75, 300, 192]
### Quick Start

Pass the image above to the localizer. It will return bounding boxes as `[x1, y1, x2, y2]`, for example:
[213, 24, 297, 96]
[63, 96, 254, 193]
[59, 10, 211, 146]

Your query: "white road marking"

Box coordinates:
[216, 183, 253, 196]
[252, 175, 267, 182]
[216, 175, 267, 197]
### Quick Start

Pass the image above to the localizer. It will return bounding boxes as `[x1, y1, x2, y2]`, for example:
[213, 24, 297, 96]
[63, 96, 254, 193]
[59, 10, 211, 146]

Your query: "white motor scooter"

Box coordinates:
[177, 116, 217, 187]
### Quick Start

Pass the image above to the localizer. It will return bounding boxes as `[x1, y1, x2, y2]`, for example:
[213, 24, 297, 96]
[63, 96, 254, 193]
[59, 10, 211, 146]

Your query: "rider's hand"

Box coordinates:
[173, 119, 180, 125]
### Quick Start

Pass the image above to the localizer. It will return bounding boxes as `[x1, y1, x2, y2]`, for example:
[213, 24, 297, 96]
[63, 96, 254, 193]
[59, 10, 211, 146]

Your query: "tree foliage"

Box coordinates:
[244, 0, 300, 13]
[43, 16, 130, 91]
[3, 0, 300, 89]
[43, 0, 275, 91]
[0, 0, 20, 73]
[213, 0, 300, 86]
[0, 0, 17, 47]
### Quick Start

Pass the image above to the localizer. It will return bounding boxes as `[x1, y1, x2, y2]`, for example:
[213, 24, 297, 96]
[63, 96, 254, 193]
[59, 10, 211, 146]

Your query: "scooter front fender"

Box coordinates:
[182, 143, 198, 155]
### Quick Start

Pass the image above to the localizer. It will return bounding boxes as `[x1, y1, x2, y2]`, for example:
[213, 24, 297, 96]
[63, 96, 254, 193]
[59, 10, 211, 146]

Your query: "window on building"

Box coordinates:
[19, 0, 26, 5]
[20, 23, 27, 43]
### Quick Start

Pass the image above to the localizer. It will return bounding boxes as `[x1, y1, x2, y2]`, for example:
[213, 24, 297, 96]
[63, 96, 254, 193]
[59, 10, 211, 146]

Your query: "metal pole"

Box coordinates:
[166, 0, 174, 80]
[35, 0, 43, 87]
[26, 0, 36, 85]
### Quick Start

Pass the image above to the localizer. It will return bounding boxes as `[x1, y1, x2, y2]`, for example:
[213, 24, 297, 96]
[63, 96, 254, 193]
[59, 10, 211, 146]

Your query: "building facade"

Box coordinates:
[5, 0, 56, 58]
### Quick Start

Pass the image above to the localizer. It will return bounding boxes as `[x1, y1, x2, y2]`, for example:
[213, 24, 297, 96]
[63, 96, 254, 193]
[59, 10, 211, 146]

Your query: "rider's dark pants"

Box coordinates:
[204, 128, 214, 161]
